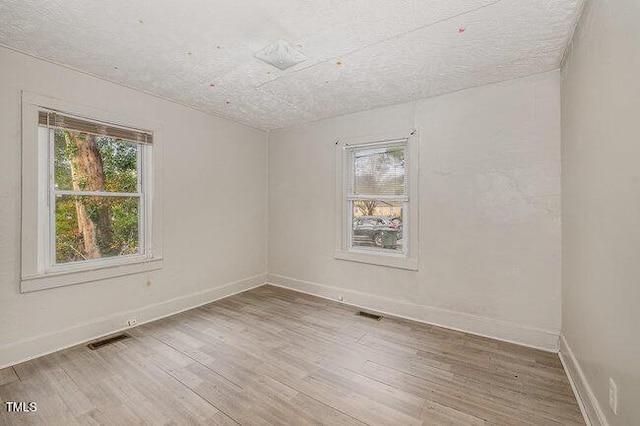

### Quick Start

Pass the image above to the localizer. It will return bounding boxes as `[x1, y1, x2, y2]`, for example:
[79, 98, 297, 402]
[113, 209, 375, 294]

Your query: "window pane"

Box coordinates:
[352, 145, 406, 196]
[55, 195, 140, 264]
[351, 200, 404, 252]
[54, 129, 139, 193]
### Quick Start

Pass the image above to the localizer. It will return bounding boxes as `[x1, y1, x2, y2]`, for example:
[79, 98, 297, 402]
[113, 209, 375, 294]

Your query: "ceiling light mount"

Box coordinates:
[254, 40, 307, 71]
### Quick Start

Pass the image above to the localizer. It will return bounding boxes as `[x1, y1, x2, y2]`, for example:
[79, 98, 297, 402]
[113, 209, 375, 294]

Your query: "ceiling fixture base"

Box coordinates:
[254, 40, 307, 71]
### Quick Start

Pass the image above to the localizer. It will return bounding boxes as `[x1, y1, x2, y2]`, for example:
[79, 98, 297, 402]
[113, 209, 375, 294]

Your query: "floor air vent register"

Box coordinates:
[87, 333, 131, 350]
[356, 311, 383, 321]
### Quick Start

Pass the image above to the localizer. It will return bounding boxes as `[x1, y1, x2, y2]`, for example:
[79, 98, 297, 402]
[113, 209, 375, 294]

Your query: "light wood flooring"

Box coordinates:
[0, 285, 584, 425]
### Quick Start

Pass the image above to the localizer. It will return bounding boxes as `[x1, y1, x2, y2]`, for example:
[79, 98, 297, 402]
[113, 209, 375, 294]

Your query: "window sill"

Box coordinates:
[334, 250, 418, 271]
[20, 257, 163, 293]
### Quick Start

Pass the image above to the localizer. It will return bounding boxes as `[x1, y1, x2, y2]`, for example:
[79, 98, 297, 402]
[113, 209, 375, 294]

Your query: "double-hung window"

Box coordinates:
[335, 132, 419, 270]
[21, 92, 162, 292]
[42, 111, 151, 267]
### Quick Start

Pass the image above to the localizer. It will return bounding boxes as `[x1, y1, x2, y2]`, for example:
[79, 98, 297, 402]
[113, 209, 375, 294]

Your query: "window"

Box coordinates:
[335, 131, 419, 270]
[41, 111, 150, 267]
[21, 92, 163, 292]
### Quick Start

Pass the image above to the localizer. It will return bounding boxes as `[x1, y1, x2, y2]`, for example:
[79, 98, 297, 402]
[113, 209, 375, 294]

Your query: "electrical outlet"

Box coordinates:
[609, 378, 618, 415]
[127, 317, 138, 327]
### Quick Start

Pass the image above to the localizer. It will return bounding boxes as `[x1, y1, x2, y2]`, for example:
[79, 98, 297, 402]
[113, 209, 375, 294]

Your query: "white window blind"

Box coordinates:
[38, 110, 153, 144]
[348, 141, 408, 198]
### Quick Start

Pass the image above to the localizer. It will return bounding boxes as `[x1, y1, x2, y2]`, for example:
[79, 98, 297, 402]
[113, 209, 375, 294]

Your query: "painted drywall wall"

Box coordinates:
[268, 71, 562, 350]
[0, 46, 268, 367]
[561, 0, 640, 424]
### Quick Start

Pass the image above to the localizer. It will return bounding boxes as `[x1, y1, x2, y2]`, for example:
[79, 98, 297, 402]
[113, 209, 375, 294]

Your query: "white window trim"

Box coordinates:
[334, 130, 419, 271]
[21, 91, 164, 293]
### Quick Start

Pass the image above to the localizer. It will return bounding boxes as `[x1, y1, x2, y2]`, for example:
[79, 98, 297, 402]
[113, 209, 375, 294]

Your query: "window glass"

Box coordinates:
[47, 126, 144, 266]
[55, 195, 140, 264]
[352, 145, 406, 196]
[54, 129, 139, 193]
[351, 200, 404, 252]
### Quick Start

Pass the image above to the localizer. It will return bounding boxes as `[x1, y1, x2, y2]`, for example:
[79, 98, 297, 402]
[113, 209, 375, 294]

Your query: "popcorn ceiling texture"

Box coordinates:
[0, 0, 583, 130]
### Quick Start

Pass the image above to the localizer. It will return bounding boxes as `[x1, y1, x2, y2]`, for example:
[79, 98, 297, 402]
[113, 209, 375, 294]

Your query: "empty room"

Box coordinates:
[0, 0, 638, 425]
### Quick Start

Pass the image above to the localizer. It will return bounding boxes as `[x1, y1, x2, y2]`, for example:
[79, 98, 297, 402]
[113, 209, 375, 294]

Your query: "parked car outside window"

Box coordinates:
[353, 216, 403, 248]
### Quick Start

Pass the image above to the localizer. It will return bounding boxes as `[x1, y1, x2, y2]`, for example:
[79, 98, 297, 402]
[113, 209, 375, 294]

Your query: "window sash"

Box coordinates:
[45, 125, 147, 269]
[345, 139, 410, 258]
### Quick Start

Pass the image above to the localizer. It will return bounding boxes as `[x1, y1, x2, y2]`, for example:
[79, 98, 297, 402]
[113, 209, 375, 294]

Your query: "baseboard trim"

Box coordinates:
[267, 273, 560, 352]
[0, 273, 268, 369]
[559, 334, 609, 426]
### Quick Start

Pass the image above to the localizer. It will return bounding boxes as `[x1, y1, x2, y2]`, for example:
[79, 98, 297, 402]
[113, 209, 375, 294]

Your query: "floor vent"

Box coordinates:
[357, 311, 383, 321]
[87, 333, 131, 350]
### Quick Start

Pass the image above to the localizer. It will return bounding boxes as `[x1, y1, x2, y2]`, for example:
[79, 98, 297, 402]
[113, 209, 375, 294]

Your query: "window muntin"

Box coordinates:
[346, 140, 408, 256]
[41, 114, 151, 268]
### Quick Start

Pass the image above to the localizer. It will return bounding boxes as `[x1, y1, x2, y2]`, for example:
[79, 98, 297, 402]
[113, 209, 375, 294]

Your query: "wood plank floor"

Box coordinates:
[0, 285, 584, 425]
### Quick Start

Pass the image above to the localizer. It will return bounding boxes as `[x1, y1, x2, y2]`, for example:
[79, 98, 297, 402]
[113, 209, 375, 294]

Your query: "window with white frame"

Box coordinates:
[39, 110, 153, 269]
[335, 132, 419, 270]
[20, 92, 162, 293]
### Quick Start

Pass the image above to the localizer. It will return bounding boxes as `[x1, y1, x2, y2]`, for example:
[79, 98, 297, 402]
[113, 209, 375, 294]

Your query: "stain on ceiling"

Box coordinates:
[0, 0, 583, 130]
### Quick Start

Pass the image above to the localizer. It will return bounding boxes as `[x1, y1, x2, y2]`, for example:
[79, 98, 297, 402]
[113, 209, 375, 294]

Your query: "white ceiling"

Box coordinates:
[0, 0, 583, 130]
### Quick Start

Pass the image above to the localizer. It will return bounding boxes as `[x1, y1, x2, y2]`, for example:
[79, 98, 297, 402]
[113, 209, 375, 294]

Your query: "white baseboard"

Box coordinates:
[559, 334, 609, 426]
[267, 273, 560, 352]
[0, 273, 267, 369]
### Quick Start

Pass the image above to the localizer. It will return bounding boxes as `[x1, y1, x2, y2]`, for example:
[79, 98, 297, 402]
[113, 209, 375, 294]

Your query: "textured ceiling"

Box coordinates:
[0, 0, 583, 130]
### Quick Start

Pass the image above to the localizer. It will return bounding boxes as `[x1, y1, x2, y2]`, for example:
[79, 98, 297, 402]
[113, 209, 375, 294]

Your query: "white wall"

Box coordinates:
[0, 46, 268, 367]
[268, 71, 562, 350]
[561, 0, 640, 424]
